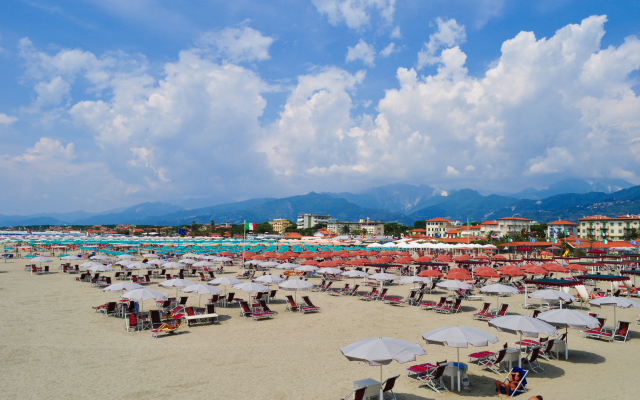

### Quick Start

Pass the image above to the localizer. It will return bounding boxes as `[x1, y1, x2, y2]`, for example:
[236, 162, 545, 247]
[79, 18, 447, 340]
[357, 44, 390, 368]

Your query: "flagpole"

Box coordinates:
[242, 220, 246, 272]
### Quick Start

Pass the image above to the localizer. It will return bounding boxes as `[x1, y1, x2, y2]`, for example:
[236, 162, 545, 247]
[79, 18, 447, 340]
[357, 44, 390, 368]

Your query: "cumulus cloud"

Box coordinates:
[0, 114, 18, 124]
[312, 0, 396, 30]
[379, 43, 395, 58]
[346, 39, 376, 66]
[417, 18, 466, 70]
[261, 15, 640, 193]
[197, 26, 274, 63]
[390, 26, 401, 39]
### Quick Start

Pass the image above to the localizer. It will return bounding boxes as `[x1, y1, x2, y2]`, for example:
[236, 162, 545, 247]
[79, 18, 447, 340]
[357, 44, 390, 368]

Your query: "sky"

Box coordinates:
[1, 0, 640, 214]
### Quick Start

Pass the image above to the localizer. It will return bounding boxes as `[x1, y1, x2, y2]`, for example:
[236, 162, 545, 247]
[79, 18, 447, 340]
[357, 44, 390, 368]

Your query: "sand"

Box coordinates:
[1, 256, 638, 400]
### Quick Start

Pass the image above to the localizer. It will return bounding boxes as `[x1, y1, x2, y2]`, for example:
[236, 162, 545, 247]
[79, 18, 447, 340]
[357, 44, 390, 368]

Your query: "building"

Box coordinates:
[297, 214, 333, 229]
[547, 220, 579, 240]
[577, 215, 640, 240]
[497, 217, 532, 236]
[424, 217, 454, 237]
[269, 218, 292, 234]
[326, 218, 385, 235]
[479, 221, 499, 237]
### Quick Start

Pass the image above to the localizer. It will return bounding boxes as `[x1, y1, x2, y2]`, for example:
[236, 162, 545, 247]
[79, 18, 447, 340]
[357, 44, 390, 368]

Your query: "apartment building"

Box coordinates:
[424, 218, 454, 237]
[497, 217, 532, 236]
[547, 220, 579, 239]
[297, 214, 333, 229]
[269, 218, 292, 234]
[577, 215, 640, 240]
[326, 218, 385, 235]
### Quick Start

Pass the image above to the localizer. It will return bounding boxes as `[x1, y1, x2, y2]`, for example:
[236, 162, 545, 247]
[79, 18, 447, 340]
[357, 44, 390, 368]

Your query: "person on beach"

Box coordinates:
[495, 370, 522, 396]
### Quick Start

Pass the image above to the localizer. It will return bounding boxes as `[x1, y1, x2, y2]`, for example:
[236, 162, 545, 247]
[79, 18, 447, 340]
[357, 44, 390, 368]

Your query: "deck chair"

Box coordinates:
[301, 296, 321, 314]
[347, 284, 360, 296]
[499, 367, 528, 397]
[285, 295, 299, 312]
[151, 321, 182, 338]
[259, 300, 277, 316]
[410, 292, 424, 307]
[421, 296, 445, 311]
[199, 272, 207, 281]
[358, 288, 378, 301]
[582, 317, 607, 338]
[613, 321, 630, 342]
[376, 288, 389, 301]
[381, 375, 399, 400]
[529, 309, 541, 319]
[312, 281, 326, 292]
[322, 281, 333, 292]
[473, 302, 492, 320]
[338, 387, 366, 400]
[240, 301, 273, 321]
[418, 365, 448, 393]
[150, 310, 163, 329]
[480, 349, 507, 375]
[521, 347, 545, 374]
[98, 302, 117, 317]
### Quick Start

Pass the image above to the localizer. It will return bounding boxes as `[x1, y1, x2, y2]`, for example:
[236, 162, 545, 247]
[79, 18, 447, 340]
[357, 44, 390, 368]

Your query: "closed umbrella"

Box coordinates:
[340, 337, 426, 400]
[589, 296, 640, 328]
[537, 309, 599, 359]
[489, 315, 558, 366]
[422, 326, 498, 391]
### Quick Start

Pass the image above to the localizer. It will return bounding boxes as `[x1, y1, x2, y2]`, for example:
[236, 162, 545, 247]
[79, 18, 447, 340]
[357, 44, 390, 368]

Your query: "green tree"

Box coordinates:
[210, 220, 215, 230]
[530, 223, 547, 239]
[285, 222, 298, 233]
[340, 224, 351, 235]
[413, 220, 426, 229]
[254, 222, 273, 234]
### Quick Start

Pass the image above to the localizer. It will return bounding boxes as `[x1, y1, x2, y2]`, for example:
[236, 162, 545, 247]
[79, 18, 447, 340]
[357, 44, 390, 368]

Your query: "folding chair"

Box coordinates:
[418, 365, 448, 394]
[521, 348, 545, 374]
[479, 349, 507, 375]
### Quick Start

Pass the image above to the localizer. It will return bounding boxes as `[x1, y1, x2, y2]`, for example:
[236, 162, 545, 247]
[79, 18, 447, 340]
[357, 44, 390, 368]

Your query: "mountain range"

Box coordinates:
[1, 178, 639, 227]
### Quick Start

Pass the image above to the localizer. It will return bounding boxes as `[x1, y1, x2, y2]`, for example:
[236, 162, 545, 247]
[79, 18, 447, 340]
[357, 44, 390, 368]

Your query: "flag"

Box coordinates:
[576, 239, 581, 245]
[601, 232, 607, 237]
[603, 239, 609, 244]
[529, 237, 537, 243]
[85, 231, 90, 237]
[632, 240, 638, 246]
[178, 227, 186, 236]
[245, 222, 256, 230]
[508, 238, 513, 243]
[551, 238, 558, 243]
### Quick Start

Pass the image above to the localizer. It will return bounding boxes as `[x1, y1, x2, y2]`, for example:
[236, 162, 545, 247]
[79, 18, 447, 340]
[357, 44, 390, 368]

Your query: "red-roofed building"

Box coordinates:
[577, 215, 640, 240]
[424, 217, 454, 237]
[497, 217, 532, 236]
[546, 220, 579, 240]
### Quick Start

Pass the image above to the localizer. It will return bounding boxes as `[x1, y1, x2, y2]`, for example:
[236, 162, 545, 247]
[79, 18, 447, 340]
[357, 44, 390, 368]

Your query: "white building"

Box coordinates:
[546, 220, 578, 240]
[497, 217, 532, 237]
[296, 214, 333, 229]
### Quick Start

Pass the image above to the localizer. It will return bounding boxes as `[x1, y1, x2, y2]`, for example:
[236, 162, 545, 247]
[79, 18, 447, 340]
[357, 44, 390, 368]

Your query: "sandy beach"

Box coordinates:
[1, 256, 638, 400]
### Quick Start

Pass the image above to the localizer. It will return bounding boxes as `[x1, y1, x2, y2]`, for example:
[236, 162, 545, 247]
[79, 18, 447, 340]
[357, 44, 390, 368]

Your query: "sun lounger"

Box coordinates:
[434, 298, 461, 314]
[476, 303, 508, 321]
[285, 295, 299, 313]
[420, 296, 444, 311]
[301, 296, 320, 314]
[521, 348, 545, 374]
[259, 301, 277, 316]
[240, 301, 273, 321]
[337, 387, 366, 400]
[480, 349, 507, 375]
[346, 284, 360, 296]
[151, 322, 182, 338]
[498, 367, 528, 397]
[358, 288, 378, 301]
[582, 317, 607, 339]
[380, 375, 399, 400]
[418, 365, 448, 393]
[472, 302, 492, 320]
[184, 305, 219, 325]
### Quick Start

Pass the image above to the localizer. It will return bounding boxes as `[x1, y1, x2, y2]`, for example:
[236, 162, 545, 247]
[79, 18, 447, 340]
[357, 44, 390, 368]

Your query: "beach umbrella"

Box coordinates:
[116, 260, 134, 266]
[489, 315, 558, 367]
[214, 256, 232, 262]
[193, 260, 216, 268]
[340, 337, 426, 400]
[254, 274, 285, 284]
[537, 309, 599, 359]
[275, 262, 299, 270]
[162, 262, 184, 269]
[181, 284, 223, 306]
[233, 282, 270, 302]
[278, 279, 314, 302]
[529, 290, 575, 308]
[91, 255, 111, 261]
[259, 261, 280, 268]
[121, 288, 168, 311]
[31, 256, 53, 269]
[445, 271, 473, 281]
[178, 258, 196, 264]
[141, 253, 159, 259]
[368, 272, 399, 288]
[437, 280, 472, 291]
[208, 277, 243, 302]
[418, 269, 443, 278]
[87, 264, 115, 272]
[472, 267, 500, 279]
[118, 254, 136, 260]
[422, 326, 498, 391]
[60, 255, 81, 260]
[399, 276, 432, 285]
[589, 296, 640, 327]
[160, 278, 197, 298]
[295, 265, 319, 273]
[342, 269, 370, 285]
[317, 267, 342, 275]
[102, 282, 143, 293]
[479, 283, 518, 308]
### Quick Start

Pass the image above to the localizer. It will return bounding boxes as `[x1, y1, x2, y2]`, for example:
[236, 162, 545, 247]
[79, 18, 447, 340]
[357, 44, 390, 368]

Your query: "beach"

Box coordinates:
[1, 256, 638, 400]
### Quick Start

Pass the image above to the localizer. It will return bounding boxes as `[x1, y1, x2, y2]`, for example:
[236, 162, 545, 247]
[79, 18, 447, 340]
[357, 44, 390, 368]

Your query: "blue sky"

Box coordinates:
[1, 0, 640, 214]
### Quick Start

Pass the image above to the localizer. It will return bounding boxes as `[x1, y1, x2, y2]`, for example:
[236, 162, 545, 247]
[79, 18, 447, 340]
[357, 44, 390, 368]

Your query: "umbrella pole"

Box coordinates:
[519, 333, 522, 367]
[565, 326, 569, 360]
[457, 348, 461, 392]
[380, 365, 383, 400]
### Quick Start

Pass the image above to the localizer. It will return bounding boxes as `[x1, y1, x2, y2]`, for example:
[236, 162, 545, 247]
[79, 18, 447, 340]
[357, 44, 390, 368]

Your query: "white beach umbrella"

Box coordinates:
[480, 283, 519, 308]
[259, 261, 279, 268]
[91, 255, 111, 261]
[118, 254, 136, 260]
[342, 269, 370, 285]
[193, 260, 216, 268]
[233, 282, 269, 294]
[102, 282, 144, 293]
[87, 264, 115, 272]
[160, 278, 197, 298]
[181, 253, 199, 258]
[529, 290, 575, 309]
[181, 284, 223, 306]
[589, 296, 640, 327]
[31, 256, 53, 267]
[437, 280, 473, 291]
[141, 253, 159, 259]
[317, 267, 343, 275]
[121, 288, 168, 311]
[208, 277, 243, 303]
[162, 262, 184, 269]
[178, 258, 196, 265]
[80, 261, 105, 269]
[116, 260, 134, 266]
[399, 276, 432, 284]
[295, 265, 319, 272]
[422, 326, 499, 391]
[369, 272, 399, 288]
[489, 315, 558, 367]
[275, 262, 299, 270]
[279, 279, 314, 302]
[537, 309, 599, 359]
[147, 259, 165, 265]
[340, 337, 426, 400]
[255, 274, 285, 284]
[60, 255, 81, 260]
[214, 256, 232, 262]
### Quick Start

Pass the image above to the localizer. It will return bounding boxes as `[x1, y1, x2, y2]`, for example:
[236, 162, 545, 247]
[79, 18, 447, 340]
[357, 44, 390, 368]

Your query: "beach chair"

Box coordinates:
[613, 321, 630, 342]
[636, 314, 640, 326]
[239, 301, 273, 321]
[322, 281, 333, 292]
[346, 284, 360, 296]
[301, 296, 321, 314]
[538, 338, 557, 361]
[381, 375, 399, 400]
[358, 288, 378, 301]
[199, 272, 208, 282]
[435, 298, 461, 314]
[472, 302, 491, 320]
[43, 266, 50, 274]
[479, 349, 507, 375]
[150, 310, 163, 329]
[420, 296, 444, 311]
[151, 321, 182, 338]
[259, 300, 277, 316]
[328, 284, 349, 296]
[521, 348, 545, 374]
[582, 317, 606, 339]
[268, 289, 277, 301]
[528, 309, 541, 319]
[126, 313, 148, 332]
[375, 288, 389, 301]
[285, 295, 299, 312]
[499, 367, 528, 397]
[208, 294, 220, 305]
[418, 365, 448, 393]
[337, 387, 366, 400]
[410, 292, 424, 307]
[313, 281, 327, 292]
[98, 302, 117, 317]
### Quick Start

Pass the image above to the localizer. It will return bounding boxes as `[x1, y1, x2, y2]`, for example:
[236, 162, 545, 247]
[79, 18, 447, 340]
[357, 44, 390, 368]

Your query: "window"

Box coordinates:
[619, 230, 622, 233]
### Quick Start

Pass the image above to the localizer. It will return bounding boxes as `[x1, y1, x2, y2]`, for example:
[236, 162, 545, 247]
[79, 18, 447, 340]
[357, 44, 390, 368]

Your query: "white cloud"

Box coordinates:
[0, 114, 18, 124]
[346, 39, 376, 66]
[417, 18, 466, 70]
[261, 15, 640, 193]
[197, 26, 274, 63]
[475, 0, 505, 28]
[390, 26, 401, 39]
[312, 0, 396, 30]
[379, 43, 395, 58]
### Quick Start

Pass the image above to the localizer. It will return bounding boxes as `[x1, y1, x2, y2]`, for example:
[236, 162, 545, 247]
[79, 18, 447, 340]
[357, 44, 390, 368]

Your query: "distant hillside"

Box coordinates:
[325, 183, 442, 214]
[409, 189, 518, 221]
[484, 178, 635, 200]
[74, 202, 186, 225]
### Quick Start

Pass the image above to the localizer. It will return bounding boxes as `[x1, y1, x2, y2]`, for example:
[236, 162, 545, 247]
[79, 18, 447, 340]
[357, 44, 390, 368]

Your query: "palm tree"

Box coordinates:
[341, 224, 351, 235]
